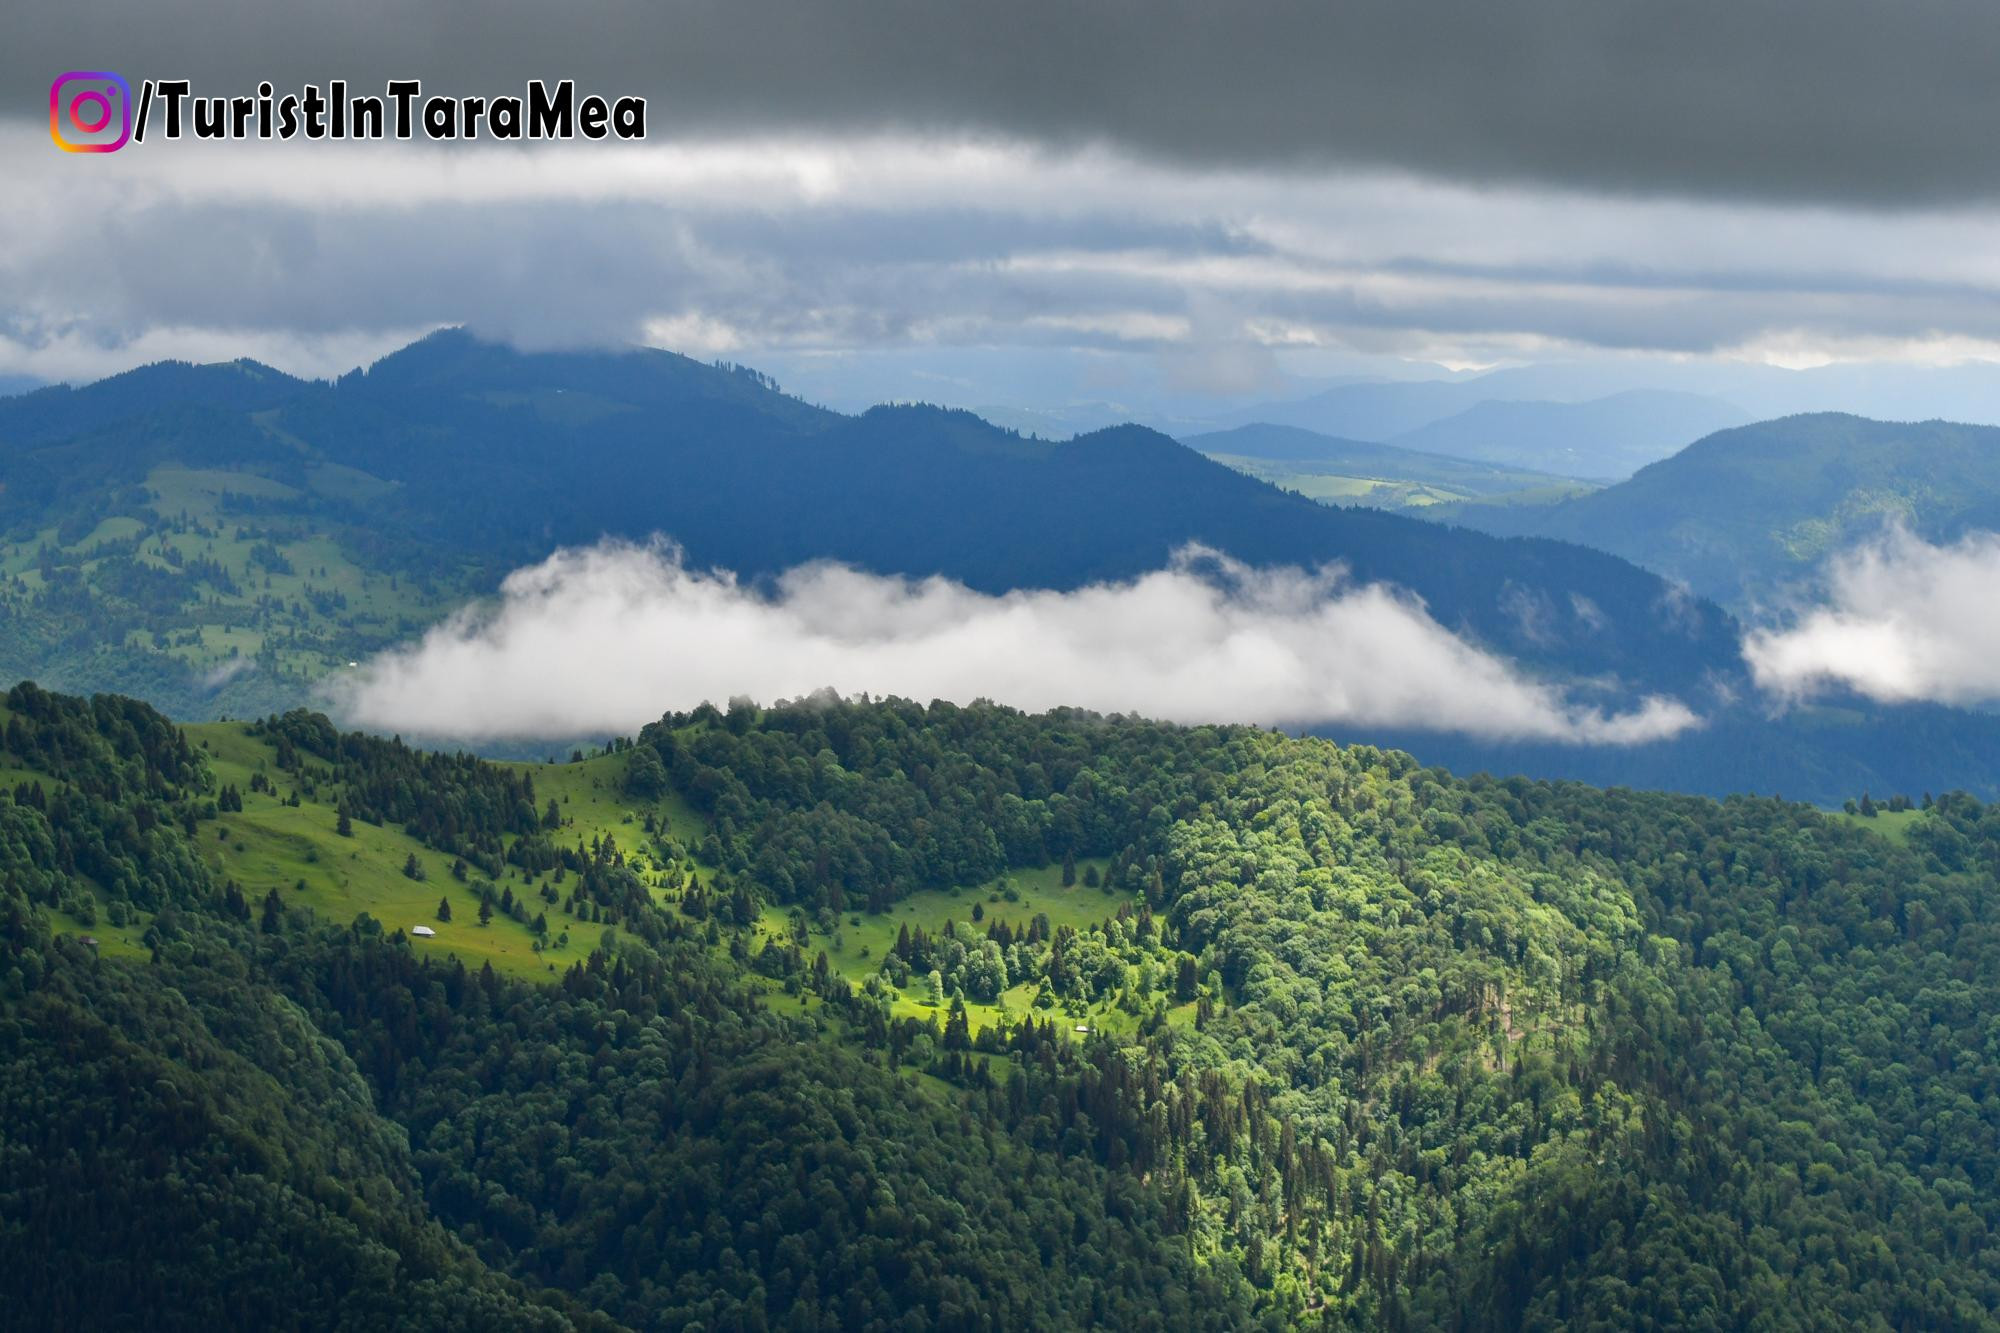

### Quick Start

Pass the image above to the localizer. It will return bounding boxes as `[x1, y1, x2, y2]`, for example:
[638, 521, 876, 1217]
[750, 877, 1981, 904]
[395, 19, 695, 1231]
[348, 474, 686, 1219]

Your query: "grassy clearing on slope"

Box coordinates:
[43, 722, 1158, 1043]
[188, 722, 614, 980]
[746, 858, 1143, 1034]
[527, 748, 1166, 1040]
[44, 904, 152, 960]
[1832, 806, 1927, 845]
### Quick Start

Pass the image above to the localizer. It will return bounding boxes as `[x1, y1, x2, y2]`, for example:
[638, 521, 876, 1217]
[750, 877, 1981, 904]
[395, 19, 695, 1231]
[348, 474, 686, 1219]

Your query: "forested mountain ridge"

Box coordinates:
[1384, 389, 1751, 480]
[9, 332, 2000, 804]
[1448, 412, 2000, 609]
[6, 683, 2000, 1327]
[0, 329, 1736, 714]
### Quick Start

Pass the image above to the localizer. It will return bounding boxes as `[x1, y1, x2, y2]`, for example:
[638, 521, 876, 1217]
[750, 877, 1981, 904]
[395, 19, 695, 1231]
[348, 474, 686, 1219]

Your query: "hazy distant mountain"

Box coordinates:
[1449, 413, 2000, 608]
[971, 401, 1223, 439]
[1386, 390, 1751, 480]
[1221, 376, 1503, 440]
[1217, 375, 1747, 478]
[1182, 422, 1596, 511]
[0, 374, 41, 398]
[1224, 357, 2000, 444]
[1184, 422, 1474, 466]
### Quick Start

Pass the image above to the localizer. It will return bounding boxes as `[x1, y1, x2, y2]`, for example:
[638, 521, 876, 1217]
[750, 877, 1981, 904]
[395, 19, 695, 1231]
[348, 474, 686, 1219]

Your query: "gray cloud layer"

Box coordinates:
[13, 125, 2000, 388]
[329, 540, 1699, 743]
[16, 0, 2000, 204]
[1745, 526, 2000, 706]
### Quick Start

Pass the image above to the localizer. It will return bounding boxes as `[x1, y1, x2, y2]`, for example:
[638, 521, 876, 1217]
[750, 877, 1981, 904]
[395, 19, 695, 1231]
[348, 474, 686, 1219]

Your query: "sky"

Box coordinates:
[13, 1, 2000, 421]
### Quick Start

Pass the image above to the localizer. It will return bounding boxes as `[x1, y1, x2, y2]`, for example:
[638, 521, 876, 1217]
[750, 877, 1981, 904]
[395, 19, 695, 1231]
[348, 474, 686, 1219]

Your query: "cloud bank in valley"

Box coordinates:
[1745, 526, 2000, 706]
[328, 541, 1698, 744]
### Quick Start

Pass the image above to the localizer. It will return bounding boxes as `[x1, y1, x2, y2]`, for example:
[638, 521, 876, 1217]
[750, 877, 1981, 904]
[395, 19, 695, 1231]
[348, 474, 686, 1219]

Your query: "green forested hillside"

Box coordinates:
[1383, 390, 1750, 481]
[1448, 412, 2000, 609]
[6, 684, 2000, 1328]
[0, 331, 1739, 714]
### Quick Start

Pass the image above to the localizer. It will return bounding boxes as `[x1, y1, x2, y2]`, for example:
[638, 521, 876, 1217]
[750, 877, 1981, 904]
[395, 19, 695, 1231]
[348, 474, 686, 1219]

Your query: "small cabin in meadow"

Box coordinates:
[411, 925, 436, 938]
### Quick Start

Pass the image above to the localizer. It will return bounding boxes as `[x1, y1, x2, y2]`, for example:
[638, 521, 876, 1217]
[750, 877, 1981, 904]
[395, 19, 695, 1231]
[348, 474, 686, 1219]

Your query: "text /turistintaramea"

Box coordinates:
[136, 79, 646, 143]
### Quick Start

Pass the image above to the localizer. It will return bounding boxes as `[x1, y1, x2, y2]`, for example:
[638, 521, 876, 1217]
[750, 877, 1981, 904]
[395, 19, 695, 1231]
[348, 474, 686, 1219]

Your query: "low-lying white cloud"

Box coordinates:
[1745, 526, 2000, 705]
[329, 540, 1697, 744]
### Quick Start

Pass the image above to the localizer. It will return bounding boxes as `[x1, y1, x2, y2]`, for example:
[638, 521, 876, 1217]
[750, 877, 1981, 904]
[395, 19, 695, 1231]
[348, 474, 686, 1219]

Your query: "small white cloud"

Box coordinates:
[1745, 525, 2000, 705]
[198, 659, 254, 691]
[328, 539, 1698, 744]
[642, 312, 748, 357]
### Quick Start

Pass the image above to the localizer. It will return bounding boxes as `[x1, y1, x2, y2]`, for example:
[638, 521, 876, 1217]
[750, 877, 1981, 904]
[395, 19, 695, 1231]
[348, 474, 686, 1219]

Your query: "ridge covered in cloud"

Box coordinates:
[1745, 526, 2000, 706]
[329, 540, 1699, 743]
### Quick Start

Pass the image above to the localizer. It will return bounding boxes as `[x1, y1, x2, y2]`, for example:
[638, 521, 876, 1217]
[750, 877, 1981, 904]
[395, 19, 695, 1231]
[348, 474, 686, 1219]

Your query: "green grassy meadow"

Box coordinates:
[1832, 805, 1928, 845]
[154, 727, 1143, 1031]
[188, 722, 616, 979]
[748, 857, 1135, 1028]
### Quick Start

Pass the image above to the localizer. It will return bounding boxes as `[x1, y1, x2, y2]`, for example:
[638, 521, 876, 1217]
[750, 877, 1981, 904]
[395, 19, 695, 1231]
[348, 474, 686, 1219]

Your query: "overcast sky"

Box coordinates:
[14, 1, 2000, 412]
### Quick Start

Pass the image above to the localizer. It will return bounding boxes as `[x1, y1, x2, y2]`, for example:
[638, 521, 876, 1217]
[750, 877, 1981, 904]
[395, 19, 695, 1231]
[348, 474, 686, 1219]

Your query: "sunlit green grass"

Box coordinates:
[190, 722, 611, 980]
[1832, 806, 1927, 845]
[58, 721, 1157, 1045]
[742, 858, 1137, 1036]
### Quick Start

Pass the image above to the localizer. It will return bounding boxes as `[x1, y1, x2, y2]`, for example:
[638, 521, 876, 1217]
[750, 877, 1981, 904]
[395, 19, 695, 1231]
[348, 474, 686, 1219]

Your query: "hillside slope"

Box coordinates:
[6, 686, 2000, 1327]
[1388, 389, 1751, 480]
[1451, 413, 2000, 608]
[0, 330, 1739, 710]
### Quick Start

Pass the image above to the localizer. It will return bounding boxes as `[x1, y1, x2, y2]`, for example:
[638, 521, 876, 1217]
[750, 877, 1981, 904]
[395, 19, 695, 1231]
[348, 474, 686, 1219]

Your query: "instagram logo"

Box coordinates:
[50, 72, 132, 152]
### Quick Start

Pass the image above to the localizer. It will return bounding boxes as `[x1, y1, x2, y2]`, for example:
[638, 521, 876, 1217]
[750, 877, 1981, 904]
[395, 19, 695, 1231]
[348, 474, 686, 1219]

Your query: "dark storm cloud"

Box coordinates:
[13, 0, 2000, 204]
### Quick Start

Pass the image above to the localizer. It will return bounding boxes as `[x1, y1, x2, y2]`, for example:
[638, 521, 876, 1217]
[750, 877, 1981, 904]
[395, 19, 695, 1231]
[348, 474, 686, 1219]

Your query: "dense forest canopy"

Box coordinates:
[4, 682, 1999, 1327]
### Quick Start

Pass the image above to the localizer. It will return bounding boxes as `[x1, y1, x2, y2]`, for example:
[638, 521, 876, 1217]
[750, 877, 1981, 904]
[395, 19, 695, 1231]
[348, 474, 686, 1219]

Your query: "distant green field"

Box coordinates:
[1205, 452, 1596, 514]
[0, 460, 471, 718]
